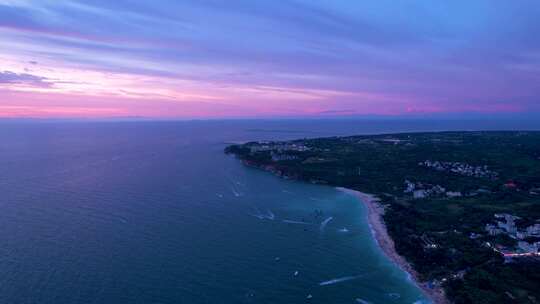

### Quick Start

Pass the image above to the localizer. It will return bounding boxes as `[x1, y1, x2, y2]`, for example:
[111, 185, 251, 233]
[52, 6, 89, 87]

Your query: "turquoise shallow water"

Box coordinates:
[4, 119, 533, 303]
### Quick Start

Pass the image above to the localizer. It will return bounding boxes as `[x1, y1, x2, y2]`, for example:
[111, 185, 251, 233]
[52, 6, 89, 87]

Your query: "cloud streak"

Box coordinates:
[0, 70, 51, 88]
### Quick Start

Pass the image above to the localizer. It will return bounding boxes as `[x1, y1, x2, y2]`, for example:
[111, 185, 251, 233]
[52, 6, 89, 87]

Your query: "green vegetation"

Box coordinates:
[226, 131, 540, 304]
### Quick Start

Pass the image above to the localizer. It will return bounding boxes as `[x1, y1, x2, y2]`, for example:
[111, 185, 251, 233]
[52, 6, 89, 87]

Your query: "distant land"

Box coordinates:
[226, 131, 540, 304]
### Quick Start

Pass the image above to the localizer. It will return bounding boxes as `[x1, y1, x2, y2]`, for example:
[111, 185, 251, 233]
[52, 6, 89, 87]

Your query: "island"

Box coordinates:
[225, 131, 540, 304]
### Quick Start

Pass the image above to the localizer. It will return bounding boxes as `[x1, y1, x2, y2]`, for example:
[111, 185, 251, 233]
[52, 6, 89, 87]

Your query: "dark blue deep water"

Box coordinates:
[1, 119, 539, 304]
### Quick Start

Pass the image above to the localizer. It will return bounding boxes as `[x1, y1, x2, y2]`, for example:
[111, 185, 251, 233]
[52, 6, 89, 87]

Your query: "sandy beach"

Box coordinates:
[336, 187, 449, 304]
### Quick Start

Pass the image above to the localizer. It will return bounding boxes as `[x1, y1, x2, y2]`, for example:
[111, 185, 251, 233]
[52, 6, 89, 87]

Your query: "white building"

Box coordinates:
[518, 241, 540, 253]
[446, 191, 462, 198]
[413, 190, 428, 199]
[526, 224, 540, 237]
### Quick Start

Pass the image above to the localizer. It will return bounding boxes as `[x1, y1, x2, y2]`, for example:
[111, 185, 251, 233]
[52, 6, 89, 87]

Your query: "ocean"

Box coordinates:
[1, 119, 538, 304]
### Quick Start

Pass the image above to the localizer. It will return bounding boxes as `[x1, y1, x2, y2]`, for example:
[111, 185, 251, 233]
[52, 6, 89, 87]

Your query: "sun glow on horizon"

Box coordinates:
[1, 1, 539, 118]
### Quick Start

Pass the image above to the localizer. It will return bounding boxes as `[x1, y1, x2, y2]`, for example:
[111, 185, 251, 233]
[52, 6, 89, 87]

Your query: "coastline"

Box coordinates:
[336, 187, 449, 304]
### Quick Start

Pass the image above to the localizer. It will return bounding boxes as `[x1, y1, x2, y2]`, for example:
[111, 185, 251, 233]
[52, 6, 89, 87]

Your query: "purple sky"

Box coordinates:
[0, 1, 539, 118]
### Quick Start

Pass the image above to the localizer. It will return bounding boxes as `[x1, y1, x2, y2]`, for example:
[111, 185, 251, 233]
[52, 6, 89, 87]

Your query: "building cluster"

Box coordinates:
[246, 141, 309, 162]
[516, 241, 540, 254]
[270, 152, 298, 162]
[420, 234, 438, 249]
[403, 180, 462, 199]
[485, 214, 520, 235]
[467, 188, 492, 196]
[530, 187, 540, 195]
[419, 160, 498, 179]
[485, 214, 540, 254]
[378, 138, 410, 145]
[352, 138, 375, 145]
[248, 141, 310, 154]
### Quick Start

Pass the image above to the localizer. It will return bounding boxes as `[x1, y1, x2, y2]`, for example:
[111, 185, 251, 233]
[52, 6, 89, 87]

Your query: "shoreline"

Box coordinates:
[336, 187, 449, 304]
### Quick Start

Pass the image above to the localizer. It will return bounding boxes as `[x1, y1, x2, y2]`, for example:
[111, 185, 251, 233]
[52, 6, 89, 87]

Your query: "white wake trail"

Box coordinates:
[282, 219, 310, 225]
[319, 216, 334, 232]
[319, 275, 362, 286]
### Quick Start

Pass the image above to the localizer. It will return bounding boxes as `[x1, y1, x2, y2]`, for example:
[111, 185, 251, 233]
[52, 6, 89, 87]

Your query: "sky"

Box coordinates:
[0, 0, 539, 119]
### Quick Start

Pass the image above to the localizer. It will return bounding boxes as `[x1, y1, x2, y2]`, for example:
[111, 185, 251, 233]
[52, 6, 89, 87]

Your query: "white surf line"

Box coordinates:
[319, 216, 334, 232]
[319, 275, 362, 286]
[266, 209, 275, 220]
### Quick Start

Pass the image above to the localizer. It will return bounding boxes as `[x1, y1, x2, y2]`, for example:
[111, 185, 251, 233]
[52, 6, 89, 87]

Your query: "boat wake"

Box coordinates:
[386, 293, 401, 299]
[282, 219, 310, 225]
[250, 208, 276, 220]
[319, 275, 362, 286]
[230, 187, 243, 197]
[228, 178, 245, 197]
[319, 216, 333, 232]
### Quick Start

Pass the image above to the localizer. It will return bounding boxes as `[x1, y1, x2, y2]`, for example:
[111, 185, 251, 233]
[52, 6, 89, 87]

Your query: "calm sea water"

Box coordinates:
[1, 119, 538, 304]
